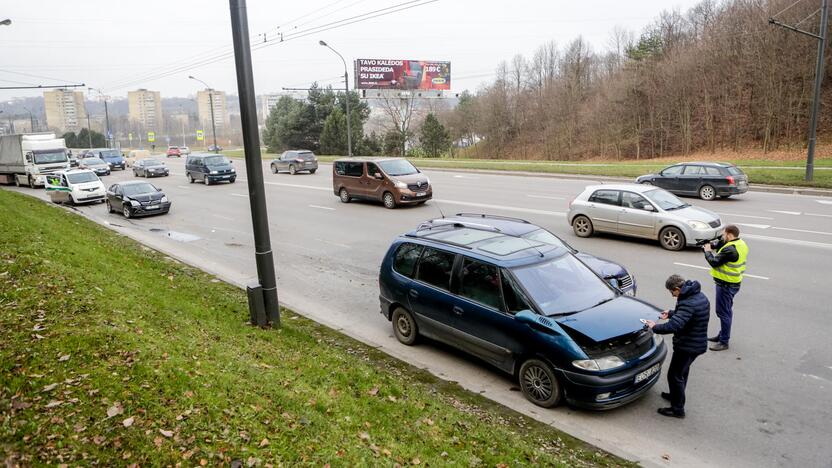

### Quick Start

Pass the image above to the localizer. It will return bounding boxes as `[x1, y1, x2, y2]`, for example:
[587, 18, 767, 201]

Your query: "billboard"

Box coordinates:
[355, 59, 450, 90]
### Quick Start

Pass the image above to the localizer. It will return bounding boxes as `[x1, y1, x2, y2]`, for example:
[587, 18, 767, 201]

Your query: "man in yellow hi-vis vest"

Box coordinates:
[703, 224, 748, 351]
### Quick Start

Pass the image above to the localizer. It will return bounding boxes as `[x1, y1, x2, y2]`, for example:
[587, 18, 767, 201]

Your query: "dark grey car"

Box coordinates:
[132, 159, 169, 178]
[270, 150, 318, 175]
[636, 162, 748, 200]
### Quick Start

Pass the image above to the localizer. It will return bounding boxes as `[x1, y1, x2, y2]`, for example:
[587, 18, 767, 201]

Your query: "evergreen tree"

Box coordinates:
[319, 108, 346, 155]
[419, 113, 451, 157]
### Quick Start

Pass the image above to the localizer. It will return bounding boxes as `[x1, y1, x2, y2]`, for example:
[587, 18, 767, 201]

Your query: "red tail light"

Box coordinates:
[726, 176, 735, 185]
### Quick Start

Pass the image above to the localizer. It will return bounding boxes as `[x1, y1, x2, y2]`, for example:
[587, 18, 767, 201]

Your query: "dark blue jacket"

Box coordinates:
[652, 280, 710, 355]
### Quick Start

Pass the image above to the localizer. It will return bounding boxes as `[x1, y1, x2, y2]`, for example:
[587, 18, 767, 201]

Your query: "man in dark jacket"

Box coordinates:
[646, 274, 710, 419]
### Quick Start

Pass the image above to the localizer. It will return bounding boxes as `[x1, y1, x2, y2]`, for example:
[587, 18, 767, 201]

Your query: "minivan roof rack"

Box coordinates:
[416, 219, 502, 233]
[453, 213, 531, 224]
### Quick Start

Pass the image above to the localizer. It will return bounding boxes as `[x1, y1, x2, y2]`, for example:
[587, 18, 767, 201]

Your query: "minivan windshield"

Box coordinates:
[101, 150, 121, 159]
[33, 151, 68, 165]
[123, 183, 157, 196]
[644, 188, 689, 211]
[511, 254, 614, 316]
[66, 172, 98, 184]
[378, 159, 418, 176]
[203, 155, 230, 166]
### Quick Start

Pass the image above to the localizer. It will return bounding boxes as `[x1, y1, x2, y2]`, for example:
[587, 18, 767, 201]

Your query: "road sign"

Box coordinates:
[107, 131, 113, 140]
[147, 131, 155, 142]
[196, 130, 204, 141]
[128, 133, 133, 141]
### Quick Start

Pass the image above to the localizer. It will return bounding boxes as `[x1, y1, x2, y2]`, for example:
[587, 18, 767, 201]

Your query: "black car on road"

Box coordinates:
[133, 159, 170, 178]
[636, 162, 748, 200]
[106, 181, 171, 218]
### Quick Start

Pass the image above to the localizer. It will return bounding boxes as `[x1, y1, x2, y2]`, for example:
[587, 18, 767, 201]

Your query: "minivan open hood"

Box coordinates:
[555, 296, 661, 342]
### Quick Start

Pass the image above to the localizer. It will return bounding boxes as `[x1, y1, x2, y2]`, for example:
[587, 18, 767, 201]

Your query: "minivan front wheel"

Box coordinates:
[572, 215, 593, 238]
[339, 188, 351, 203]
[519, 359, 562, 408]
[659, 226, 686, 251]
[391, 307, 418, 345]
[383, 192, 396, 209]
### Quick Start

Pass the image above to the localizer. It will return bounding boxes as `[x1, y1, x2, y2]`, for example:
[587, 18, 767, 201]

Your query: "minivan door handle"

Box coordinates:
[409, 289, 419, 299]
[452, 306, 464, 316]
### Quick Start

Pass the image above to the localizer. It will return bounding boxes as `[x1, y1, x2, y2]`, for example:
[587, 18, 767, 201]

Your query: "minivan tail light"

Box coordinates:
[726, 176, 735, 185]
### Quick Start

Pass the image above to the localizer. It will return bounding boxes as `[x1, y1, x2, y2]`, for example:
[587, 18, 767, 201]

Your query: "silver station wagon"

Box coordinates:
[567, 184, 723, 251]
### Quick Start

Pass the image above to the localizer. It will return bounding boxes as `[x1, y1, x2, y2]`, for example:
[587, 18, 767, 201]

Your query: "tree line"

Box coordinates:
[440, 0, 832, 161]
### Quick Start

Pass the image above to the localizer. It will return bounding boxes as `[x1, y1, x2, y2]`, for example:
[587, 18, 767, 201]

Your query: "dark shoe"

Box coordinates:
[657, 407, 685, 419]
[661, 392, 671, 402]
[710, 342, 730, 351]
[707, 335, 720, 342]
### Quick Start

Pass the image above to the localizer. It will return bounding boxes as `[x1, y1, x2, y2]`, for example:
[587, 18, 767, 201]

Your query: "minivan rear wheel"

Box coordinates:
[572, 215, 593, 238]
[339, 188, 351, 203]
[188, 173, 194, 183]
[659, 226, 686, 251]
[519, 359, 562, 408]
[391, 307, 418, 345]
[383, 192, 396, 209]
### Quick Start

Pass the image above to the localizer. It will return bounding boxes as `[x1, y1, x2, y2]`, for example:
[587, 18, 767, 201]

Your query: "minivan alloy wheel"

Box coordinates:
[519, 359, 561, 407]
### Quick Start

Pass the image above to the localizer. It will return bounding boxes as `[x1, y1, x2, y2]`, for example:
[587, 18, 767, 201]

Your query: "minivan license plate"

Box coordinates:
[416, 191, 426, 197]
[147, 205, 159, 210]
[635, 363, 660, 384]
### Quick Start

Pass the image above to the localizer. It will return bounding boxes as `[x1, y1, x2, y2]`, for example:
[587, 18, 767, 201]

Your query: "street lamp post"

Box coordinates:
[22, 106, 35, 132]
[85, 105, 93, 148]
[319, 40, 353, 156]
[189, 76, 219, 153]
[88, 88, 112, 148]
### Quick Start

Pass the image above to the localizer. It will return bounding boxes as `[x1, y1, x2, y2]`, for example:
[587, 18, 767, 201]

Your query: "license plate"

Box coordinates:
[147, 205, 159, 210]
[635, 363, 660, 384]
[416, 191, 426, 197]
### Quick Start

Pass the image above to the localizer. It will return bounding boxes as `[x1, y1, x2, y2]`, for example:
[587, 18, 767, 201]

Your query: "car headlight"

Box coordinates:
[688, 220, 709, 230]
[210, 170, 218, 175]
[653, 334, 663, 346]
[393, 180, 407, 189]
[161, 196, 168, 203]
[572, 355, 625, 371]
[230, 168, 235, 172]
[130, 199, 140, 206]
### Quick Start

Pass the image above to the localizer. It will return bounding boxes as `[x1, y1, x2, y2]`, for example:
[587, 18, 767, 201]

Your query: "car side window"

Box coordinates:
[705, 166, 721, 175]
[112, 185, 120, 195]
[61, 175, 69, 187]
[393, 243, 423, 278]
[662, 165, 683, 176]
[501, 270, 532, 315]
[415, 247, 456, 291]
[683, 165, 705, 175]
[366, 163, 380, 178]
[589, 190, 620, 206]
[459, 258, 503, 310]
[344, 162, 364, 177]
[621, 191, 651, 210]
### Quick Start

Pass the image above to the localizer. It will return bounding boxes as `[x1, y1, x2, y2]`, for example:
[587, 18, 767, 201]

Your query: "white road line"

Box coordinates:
[527, 194, 566, 200]
[308, 204, 335, 211]
[452, 175, 479, 179]
[176, 185, 191, 189]
[673, 262, 770, 280]
[314, 238, 351, 248]
[230, 193, 248, 198]
[817, 200, 832, 205]
[212, 214, 235, 221]
[770, 226, 832, 236]
[768, 210, 801, 215]
[715, 212, 774, 220]
[735, 223, 770, 229]
[744, 233, 832, 249]
[264, 181, 329, 191]
[805, 212, 832, 218]
[436, 199, 566, 217]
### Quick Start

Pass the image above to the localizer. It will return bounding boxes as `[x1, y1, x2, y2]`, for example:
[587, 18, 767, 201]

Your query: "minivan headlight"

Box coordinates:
[161, 196, 168, 203]
[688, 220, 708, 230]
[572, 356, 625, 371]
[210, 170, 218, 175]
[392, 180, 407, 189]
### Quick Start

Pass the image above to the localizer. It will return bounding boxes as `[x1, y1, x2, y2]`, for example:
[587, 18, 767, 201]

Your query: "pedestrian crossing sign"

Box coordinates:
[196, 130, 204, 141]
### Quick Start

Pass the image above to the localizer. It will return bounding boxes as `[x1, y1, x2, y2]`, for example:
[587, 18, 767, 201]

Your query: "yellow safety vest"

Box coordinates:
[710, 239, 748, 284]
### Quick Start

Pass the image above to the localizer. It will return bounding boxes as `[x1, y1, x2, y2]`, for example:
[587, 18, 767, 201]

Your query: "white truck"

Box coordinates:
[0, 133, 70, 187]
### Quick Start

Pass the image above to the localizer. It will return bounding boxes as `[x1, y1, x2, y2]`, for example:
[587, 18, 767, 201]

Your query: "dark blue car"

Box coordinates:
[379, 216, 667, 410]
[89, 148, 126, 171]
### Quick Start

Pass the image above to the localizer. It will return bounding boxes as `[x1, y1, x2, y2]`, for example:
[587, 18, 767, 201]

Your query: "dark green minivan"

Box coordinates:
[185, 153, 236, 185]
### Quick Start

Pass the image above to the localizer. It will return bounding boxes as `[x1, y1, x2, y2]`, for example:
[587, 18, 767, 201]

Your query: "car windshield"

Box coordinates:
[511, 254, 614, 316]
[522, 229, 572, 251]
[101, 150, 121, 159]
[85, 158, 106, 166]
[33, 151, 68, 165]
[123, 183, 157, 196]
[378, 159, 418, 176]
[203, 156, 229, 166]
[66, 172, 98, 184]
[144, 159, 163, 166]
[644, 188, 689, 211]
[297, 151, 315, 160]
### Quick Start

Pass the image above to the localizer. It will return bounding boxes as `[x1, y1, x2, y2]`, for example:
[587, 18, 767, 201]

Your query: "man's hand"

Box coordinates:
[659, 310, 669, 320]
[645, 320, 656, 329]
[703, 243, 712, 252]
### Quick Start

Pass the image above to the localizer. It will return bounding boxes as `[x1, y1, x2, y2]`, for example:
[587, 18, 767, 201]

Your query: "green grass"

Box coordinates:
[0, 190, 630, 467]
[222, 150, 832, 188]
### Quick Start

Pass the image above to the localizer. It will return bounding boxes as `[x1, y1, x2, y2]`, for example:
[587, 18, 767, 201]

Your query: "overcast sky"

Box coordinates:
[2, 0, 704, 102]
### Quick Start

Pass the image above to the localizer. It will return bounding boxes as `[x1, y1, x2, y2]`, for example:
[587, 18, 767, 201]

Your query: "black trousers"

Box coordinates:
[667, 349, 701, 413]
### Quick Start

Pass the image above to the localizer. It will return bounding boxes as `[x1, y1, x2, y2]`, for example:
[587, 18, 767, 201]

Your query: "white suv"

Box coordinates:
[46, 170, 107, 205]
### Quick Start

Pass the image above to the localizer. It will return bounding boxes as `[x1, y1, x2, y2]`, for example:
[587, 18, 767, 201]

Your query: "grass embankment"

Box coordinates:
[0, 190, 628, 467]
[222, 149, 832, 189]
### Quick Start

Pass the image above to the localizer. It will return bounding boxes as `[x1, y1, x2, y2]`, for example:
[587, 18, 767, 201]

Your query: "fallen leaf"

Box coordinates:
[122, 417, 134, 428]
[387, 395, 397, 402]
[411, 458, 421, 465]
[367, 386, 379, 396]
[58, 354, 70, 362]
[44, 400, 63, 408]
[358, 432, 370, 442]
[34, 334, 45, 340]
[153, 436, 163, 448]
[246, 457, 258, 467]
[159, 429, 173, 438]
[12, 400, 32, 410]
[424, 418, 434, 426]
[200, 459, 208, 466]
[93, 435, 106, 445]
[106, 403, 124, 418]
[259, 438, 270, 447]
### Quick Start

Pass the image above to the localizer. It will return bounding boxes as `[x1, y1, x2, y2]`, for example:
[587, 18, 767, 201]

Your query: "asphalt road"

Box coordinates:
[8, 158, 832, 468]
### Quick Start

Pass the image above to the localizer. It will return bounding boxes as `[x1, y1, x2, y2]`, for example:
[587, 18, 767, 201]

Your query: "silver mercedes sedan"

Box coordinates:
[567, 184, 722, 251]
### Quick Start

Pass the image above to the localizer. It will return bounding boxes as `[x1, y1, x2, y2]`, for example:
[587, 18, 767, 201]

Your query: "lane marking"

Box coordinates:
[805, 212, 832, 218]
[673, 262, 770, 280]
[309, 204, 335, 211]
[527, 194, 566, 200]
[436, 199, 566, 217]
[770, 226, 832, 236]
[453, 175, 479, 179]
[265, 181, 329, 191]
[176, 185, 191, 189]
[744, 233, 832, 249]
[212, 214, 235, 221]
[768, 210, 801, 215]
[715, 212, 774, 220]
[314, 238, 351, 248]
[735, 223, 770, 229]
[817, 200, 832, 205]
[230, 193, 248, 198]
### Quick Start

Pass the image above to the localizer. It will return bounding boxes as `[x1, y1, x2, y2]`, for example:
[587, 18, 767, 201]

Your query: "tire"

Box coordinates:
[518, 359, 562, 408]
[659, 226, 686, 251]
[309, 169, 317, 174]
[339, 188, 350, 203]
[133, 170, 138, 177]
[229, 177, 236, 184]
[106, 200, 115, 213]
[289, 165, 297, 175]
[204, 175, 210, 186]
[69, 195, 77, 206]
[699, 184, 716, 201]
[391, 307, 419, 345]
[14, 176, 20, 187]
[383, 192, 396, 209]
[572, 215, 594, 238]
[188, 173, 194, 183]
[144, 172, 148, 178]
[28, 175, 33, 187]
[123, 205, 132, 219]
[271, 164, 278, 174]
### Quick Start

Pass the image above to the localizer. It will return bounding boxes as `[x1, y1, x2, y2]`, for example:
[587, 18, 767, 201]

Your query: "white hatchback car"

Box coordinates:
[45, 169, 107, 205]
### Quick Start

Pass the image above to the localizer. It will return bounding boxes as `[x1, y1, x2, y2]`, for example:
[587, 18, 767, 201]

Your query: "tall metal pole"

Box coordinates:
[806, 0, 828, 182]
[103, 98, 111, 148]
[189, 76, 220, 153]
[23, 106, 34, 132]
[85, 106, 93, 148]
[320, 40, 353, 156]
[229, 0, 280, 327]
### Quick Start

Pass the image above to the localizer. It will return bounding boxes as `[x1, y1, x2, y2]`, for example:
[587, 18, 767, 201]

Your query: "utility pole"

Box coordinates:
[189, 76, 219, 153]
[229, 0, 280, 327]
[319, 40, 353, 156]
[85, 105, 93, 148]
[769, 0, 829, 182]
[88, 88, 112, 148]
[22, 106, 35, 132]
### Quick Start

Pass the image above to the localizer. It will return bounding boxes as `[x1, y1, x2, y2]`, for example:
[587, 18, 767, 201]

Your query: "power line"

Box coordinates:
[0, 69, 82, 85]
[770, 0, 808, 20]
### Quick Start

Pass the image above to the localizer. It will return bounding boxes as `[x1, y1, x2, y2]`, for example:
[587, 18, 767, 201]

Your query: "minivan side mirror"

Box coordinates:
[515, 310, 538, 325]
[515, 309, 563, 336]
[373, 172, 383, 180]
